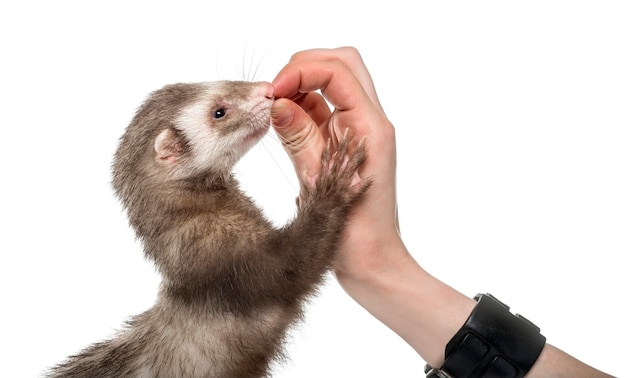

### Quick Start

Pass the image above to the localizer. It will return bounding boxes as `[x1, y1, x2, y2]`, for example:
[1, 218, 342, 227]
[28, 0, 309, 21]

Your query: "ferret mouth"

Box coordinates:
[249, 99, 273, 117]
[244, 101, 272, 142]
[244, 114, 271, 143]
[244, 121, 270, 143]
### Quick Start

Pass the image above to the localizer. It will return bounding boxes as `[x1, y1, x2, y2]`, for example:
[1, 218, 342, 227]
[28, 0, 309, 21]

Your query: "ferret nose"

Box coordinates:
[256, 81, 274, 99]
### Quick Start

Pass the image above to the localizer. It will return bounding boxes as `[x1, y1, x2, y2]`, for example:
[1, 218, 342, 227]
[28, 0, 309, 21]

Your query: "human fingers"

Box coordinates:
[293, 91, 331, 142]
[287, 47, 384, 112]
[270, 98, 326, 184]
[272, 54, 371, 114]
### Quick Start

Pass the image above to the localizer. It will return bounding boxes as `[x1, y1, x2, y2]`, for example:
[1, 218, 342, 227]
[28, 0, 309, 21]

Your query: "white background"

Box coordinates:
[1, 1, 624, 377]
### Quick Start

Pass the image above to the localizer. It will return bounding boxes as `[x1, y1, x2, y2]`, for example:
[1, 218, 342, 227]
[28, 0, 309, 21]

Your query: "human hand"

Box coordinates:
[271, 48, 615, 377]
[271, 47, 410, 286]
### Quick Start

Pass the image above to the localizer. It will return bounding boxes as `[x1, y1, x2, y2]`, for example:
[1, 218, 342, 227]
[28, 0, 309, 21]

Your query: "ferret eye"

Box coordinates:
[213, 109, 226, 119]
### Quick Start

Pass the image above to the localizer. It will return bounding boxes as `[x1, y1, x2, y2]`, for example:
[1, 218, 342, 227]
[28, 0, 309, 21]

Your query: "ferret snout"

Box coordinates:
[252, 81, 274, 100]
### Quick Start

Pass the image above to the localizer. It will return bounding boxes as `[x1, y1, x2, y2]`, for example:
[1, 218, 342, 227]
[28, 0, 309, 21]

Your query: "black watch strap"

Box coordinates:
[425, 293, 546, 378]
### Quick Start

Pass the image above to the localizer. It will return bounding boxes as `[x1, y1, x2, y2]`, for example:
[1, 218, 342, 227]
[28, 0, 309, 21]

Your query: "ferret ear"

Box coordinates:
[154, 128, 184, 165]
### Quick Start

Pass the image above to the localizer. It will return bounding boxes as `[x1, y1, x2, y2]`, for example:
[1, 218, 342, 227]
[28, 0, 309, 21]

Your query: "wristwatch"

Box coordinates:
[424, 293, 546, 378]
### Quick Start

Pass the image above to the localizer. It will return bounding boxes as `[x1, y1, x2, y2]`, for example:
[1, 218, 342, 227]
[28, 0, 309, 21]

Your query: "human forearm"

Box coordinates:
[527, 344, 612, 377]
[334, 241, 475, 368]
[271, 46, 613, 377]
[335, 242, 613, 377]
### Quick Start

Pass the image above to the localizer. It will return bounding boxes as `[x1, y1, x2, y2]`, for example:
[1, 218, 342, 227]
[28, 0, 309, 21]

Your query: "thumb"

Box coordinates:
[271, 98, 326, 185]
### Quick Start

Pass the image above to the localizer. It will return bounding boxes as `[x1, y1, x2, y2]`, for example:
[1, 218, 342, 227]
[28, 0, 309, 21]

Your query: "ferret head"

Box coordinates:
[154, 81, 274, 178]
[113, 81, 273, 193]
[158, 81, 274, 178]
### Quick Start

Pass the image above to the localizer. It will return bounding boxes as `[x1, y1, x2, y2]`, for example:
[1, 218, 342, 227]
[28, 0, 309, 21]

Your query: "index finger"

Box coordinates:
[272, 53, 373, 113]
[287, 47, 384, 111]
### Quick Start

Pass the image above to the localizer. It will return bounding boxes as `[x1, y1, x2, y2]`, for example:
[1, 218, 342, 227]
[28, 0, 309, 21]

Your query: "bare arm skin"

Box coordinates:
[270, 47, 613, 377]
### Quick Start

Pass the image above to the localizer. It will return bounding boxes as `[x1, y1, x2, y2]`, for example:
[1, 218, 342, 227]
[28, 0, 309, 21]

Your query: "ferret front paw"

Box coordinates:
[300, 129, 371, 209]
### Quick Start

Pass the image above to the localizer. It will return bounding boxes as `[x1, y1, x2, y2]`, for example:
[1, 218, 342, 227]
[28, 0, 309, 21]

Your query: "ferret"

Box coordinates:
[47, 80, 369, 377]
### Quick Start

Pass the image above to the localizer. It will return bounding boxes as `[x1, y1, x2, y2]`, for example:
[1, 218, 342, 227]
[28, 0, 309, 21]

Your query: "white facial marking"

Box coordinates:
[175, 93, 230, 174]
[172, 82, 272, 177]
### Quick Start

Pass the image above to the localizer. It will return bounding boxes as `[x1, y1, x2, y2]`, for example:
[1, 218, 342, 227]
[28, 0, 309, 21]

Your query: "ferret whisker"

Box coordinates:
[241, 48, 247, 81]
[269, 127, 319, 154]
[247, 45, 257, 81]
[258, 136, 298, 192]
[240, 45, 268, 82]
[250, 47, 268, 82]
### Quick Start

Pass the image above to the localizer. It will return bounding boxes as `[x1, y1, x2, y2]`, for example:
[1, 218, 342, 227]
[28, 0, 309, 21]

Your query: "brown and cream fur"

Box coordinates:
[47, 81, 369, 377]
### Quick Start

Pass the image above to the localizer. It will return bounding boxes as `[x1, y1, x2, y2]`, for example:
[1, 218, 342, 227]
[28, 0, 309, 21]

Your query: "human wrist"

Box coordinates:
[334, 243, 476, 368]
[397, 267, 477, 368]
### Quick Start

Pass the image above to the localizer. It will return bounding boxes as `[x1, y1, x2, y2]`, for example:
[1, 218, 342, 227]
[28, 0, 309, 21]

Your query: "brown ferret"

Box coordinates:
[47, 80, 369, 377]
